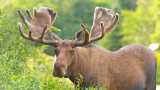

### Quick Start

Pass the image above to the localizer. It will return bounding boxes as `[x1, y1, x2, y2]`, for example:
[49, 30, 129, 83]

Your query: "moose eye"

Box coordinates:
[54, 49, 59, 55]
[69, 50, 75, 56]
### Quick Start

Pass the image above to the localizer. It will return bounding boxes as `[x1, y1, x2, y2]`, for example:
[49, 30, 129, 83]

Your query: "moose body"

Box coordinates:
[54, 41, 157, 90]
[17, 7, 157, 90]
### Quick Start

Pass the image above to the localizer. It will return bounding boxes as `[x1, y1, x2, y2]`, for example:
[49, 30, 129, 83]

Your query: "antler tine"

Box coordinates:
[45, 8, 62, 41]
[72, 24, 90, 47]
[17, 8, 60, 47]
[73, 13, 119, 47]
[48, 31, 55, 40]
[28, 25, 47, 41]
[17, 9, 31, 30]
[89, 13, 119, 44]
[33, 8, 38, 16]
[39, 25, 47, 39]
[48, 31, 62, 41]
[28, 25, 58, 46]
[80, 24, 90, 45]
[26, 9, 32, 22]
[105, 13, 119, 33]
[51, 12, 57, 24]
[90, 22, 105, 42]
[18, 22, 29, 40]
[47, 8, 57, 24]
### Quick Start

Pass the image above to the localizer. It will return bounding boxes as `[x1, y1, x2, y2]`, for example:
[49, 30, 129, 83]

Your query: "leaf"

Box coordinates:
[0, 39, 2, 44]
[0, 32, 4, 36]
[51, 26, 61, 32]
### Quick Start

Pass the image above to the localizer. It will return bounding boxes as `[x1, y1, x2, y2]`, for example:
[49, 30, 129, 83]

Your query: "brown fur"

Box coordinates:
[53, 41, 157, 90]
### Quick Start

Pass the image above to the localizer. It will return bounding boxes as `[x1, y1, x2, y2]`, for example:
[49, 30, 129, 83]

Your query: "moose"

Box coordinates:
[17, 7, 157, 90]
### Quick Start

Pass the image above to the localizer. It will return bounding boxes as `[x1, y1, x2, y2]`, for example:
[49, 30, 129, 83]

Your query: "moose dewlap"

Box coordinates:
[17, 7, 157, 90]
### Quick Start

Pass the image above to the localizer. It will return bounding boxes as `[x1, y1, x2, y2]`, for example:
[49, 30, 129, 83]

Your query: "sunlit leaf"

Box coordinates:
[0, 39, 2, 44]
[0, 32, 4, 36]
[51, 26, 61, 32]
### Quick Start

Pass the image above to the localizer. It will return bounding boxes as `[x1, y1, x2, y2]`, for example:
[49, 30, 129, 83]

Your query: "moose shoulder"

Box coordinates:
[17, 7, 157, 90]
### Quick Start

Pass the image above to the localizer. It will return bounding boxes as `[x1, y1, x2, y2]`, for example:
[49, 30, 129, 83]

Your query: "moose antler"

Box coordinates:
[18, 7, 118, 48]
[17, 7, 61, 46]
[72, 7, 119, 47]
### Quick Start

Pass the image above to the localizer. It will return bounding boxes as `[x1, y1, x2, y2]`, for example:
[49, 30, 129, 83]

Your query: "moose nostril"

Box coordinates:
[53, 63, 67, 78]
[53, 70, 60, 77]
[53, 71, 64, 78]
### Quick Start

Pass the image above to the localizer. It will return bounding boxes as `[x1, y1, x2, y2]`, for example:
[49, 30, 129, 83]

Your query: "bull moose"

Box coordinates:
[17, 7, 157, 90]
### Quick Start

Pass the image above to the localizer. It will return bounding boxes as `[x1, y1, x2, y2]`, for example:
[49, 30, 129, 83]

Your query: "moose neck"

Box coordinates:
[67, 47, 90, 86]
[66, 45, 111, 88]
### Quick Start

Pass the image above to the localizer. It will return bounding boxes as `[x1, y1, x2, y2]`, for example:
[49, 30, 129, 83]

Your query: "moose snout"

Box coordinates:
[53, 71, 63, 78]
[53, 63, 67, 78]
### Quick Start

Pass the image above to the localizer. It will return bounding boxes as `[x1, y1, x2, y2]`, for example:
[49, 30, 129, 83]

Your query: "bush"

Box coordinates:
[156, 51, 160, 84]
[0, 11, 74, 89]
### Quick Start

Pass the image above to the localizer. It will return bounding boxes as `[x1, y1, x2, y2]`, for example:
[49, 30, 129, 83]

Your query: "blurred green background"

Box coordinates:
[0, 0, 160, 89]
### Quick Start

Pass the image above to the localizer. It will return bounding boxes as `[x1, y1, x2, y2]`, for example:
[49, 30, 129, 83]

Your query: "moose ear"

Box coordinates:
[73, 29, 84, 41]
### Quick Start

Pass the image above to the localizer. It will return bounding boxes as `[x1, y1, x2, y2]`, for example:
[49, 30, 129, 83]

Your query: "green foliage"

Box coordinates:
[119, 0, 137, 10]
[156, 51, 160, 84]
[0, 12, 74, 89]
[0, 52, 74, 89]
[121, 0, 160, 45]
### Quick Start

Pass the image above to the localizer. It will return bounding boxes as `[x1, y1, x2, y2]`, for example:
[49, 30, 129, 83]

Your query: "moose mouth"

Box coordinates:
[53, 70, 70, 78]
[64, 72, 70, 78]
[53, 74, 70, 78]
